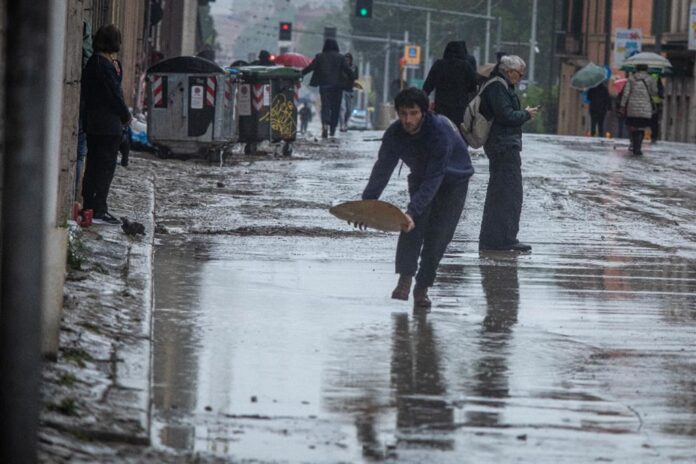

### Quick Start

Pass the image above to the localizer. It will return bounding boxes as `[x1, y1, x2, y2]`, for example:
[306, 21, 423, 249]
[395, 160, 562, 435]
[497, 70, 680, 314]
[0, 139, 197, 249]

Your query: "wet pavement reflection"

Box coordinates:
[151, 132, 696, 462]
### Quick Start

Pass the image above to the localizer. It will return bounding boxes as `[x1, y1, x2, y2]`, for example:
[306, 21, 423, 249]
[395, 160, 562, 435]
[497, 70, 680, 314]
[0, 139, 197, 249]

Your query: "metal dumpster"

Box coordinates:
[234, 66, 301, 156]
[146, 56, 237, 158]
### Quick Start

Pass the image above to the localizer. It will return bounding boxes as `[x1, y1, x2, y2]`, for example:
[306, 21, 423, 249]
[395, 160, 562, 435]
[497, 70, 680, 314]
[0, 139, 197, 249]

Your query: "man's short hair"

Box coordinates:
[499, 55, 526, 74]
[394, 87, 429, 113]
[93, 24, 121, 53]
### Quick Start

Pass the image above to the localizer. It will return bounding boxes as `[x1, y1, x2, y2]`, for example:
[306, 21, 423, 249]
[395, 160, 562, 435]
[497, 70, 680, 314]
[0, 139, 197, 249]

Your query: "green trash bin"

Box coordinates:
[234, 66, 302, 155]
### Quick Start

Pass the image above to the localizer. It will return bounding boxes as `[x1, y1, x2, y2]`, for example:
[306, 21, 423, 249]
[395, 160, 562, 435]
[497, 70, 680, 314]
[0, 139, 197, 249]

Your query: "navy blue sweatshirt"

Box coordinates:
[362, 112, 474, 217]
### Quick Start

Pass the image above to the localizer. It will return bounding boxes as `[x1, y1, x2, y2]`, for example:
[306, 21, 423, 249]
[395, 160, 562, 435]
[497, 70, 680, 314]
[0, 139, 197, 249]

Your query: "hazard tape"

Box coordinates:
[206, 76, 216, 107]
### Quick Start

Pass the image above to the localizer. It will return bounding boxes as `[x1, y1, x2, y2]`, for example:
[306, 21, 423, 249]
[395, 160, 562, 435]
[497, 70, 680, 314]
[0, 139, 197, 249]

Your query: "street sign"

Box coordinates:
[403, 45, 421, 65]
[613, 28, 642, 67]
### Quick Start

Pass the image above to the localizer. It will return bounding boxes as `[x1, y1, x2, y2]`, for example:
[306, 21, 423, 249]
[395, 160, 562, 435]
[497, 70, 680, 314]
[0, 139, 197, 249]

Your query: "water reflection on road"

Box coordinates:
[150, 133, 696, 462]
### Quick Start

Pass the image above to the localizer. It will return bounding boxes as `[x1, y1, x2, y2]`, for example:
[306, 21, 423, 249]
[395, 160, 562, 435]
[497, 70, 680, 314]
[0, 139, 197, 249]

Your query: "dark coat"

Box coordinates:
[362, 112, 474, 217]
[302, 39, 353, 88]
[480, 70, 530, 153]
[587, 83, 610, 115]
[340, 63, 359, 91]
[422, 41, 478, 124]
[81, 54, 130, 135]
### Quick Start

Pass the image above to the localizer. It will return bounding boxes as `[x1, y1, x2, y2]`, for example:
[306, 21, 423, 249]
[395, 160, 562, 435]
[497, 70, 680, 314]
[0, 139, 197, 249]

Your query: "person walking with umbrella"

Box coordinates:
[302, 39, 355, 138]
[619, 64, 658, 155]
[587, 81, 610, 137]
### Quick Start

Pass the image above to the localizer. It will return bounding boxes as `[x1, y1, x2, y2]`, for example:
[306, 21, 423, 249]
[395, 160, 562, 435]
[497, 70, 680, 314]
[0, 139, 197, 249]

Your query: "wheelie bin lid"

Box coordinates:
[147, 56, 225, 74]
[233, 66, 302, 79]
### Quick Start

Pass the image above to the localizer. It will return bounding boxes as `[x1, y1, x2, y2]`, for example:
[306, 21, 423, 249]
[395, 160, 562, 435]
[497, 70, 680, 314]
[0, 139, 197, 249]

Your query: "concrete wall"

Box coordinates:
[159, 0, 198, 59]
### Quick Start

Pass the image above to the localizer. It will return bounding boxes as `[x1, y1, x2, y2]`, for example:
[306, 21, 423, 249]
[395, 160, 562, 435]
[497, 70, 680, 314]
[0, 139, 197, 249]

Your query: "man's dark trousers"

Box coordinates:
[479, 149, 523, 249]
[82, 134, 121, 215]
[590, 112, 606, 137]
[395, 175, 470, 288]
[319, 85, 343, 131]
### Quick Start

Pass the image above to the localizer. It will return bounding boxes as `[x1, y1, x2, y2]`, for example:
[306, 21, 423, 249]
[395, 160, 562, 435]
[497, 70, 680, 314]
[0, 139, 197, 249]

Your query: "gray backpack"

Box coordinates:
[460, 77, 506, 148]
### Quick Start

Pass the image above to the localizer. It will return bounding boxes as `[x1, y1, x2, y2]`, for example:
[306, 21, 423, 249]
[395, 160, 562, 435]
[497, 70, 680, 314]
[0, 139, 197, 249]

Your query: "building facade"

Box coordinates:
[556, 0, 696, 142]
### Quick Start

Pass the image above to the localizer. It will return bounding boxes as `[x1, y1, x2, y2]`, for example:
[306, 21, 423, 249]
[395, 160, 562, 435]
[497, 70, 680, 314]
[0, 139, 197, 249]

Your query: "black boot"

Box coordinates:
[391, 275, 412, 301]
[633, 131, 644, 155]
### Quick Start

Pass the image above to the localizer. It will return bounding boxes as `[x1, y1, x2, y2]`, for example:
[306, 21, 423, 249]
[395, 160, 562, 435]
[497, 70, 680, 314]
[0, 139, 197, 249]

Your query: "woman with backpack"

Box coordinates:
[477, 55, 538, 253]
[619, 64, 658, 155]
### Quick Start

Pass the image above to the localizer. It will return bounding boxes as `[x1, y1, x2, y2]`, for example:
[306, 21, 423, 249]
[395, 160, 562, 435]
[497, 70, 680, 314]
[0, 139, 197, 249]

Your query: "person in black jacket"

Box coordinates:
[422, 41, 478, 126]
[251, 50, 274, 66]
[360, 88, 475, 309]
[339, 52, 359, 131]
[302, 39, 354, 138]
[587, 82, 610, 137]
[478, 55, 537, 252]
[80, 24, 131, 225]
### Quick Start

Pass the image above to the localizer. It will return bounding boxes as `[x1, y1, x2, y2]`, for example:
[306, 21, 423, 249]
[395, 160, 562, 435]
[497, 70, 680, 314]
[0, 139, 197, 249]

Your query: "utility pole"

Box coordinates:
[528, 0, 538, 83]
[1, 1, 65, 462]
[485, 0, 492, 63]
[425, 11, 431, 76]
[383, 34, 391, 103]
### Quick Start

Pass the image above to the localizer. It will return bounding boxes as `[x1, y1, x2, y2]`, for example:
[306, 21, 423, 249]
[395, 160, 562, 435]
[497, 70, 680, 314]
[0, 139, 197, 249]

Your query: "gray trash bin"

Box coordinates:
[146, 56, 237, 158]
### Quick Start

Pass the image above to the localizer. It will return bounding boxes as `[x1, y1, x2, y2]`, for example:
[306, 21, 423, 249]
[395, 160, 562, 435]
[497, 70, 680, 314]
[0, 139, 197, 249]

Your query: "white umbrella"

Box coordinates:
[622, 52, 672, 69]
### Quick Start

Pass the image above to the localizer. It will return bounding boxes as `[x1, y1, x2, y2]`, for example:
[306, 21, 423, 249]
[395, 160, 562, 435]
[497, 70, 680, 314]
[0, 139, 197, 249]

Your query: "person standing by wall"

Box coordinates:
[619, 64, 657, 155]
[302, 39, 354, 138]
[81, 24, 131, 225]
[422, 41, 478, 127]
[339, 52, 359, 132]
[587, 81, 610, 137]
[360, 88, 474, 309]
[478, 55, 538, 253]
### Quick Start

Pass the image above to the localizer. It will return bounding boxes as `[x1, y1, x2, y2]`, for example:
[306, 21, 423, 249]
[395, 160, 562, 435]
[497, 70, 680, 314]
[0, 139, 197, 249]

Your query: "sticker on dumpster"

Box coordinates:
[238, 84, 251, 116]
[263, 84, 271, 106]
[191, 85, 205, 109]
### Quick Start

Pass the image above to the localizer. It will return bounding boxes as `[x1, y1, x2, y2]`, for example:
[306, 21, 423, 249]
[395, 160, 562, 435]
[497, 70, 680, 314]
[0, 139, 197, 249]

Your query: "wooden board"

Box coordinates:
[329, 200, 408, 232]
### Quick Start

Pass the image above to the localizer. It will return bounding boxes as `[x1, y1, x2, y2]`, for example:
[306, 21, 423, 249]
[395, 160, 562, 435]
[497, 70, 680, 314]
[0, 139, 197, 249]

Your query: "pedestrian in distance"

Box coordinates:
[587, 81, 610, 137]
[251, 50, 274, 66]
[302, 39, 356, 138]
[299, 103, 312, 134]
[649, 71, 664, 144]
[423, 41, 478, 127]
[477, 55, 538, 253]
[339, 52, 359, 132]
[359, 88, 475, 309]
[80, 24, 131, 225]
[619, 64, 658, 155]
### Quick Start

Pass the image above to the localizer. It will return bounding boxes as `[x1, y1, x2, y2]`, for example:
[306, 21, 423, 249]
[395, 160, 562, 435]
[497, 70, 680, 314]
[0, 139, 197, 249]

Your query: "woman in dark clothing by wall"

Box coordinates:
[422, 41, 478, 126]
[478, 55, 538, 252]
[81, 24, 131, 225]
[302, 39, 354, 138]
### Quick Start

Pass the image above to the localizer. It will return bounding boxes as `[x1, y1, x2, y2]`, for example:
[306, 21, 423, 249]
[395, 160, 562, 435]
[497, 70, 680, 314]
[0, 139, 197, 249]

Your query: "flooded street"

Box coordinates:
[150, 132, 696, 463]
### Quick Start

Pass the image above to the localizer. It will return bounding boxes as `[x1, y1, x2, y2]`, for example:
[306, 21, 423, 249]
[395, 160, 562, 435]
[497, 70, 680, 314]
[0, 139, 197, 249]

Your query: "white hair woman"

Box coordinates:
[477, 55, 538, 252]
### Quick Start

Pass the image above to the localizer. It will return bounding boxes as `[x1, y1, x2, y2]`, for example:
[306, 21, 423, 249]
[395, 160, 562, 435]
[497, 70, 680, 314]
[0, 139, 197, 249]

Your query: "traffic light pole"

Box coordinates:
[373, 1, 497, 71]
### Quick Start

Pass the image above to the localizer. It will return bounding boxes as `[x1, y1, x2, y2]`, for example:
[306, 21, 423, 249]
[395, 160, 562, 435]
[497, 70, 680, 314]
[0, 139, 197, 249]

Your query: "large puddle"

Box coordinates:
[151, 233, 696, 463]
[150, 132, 696, 462]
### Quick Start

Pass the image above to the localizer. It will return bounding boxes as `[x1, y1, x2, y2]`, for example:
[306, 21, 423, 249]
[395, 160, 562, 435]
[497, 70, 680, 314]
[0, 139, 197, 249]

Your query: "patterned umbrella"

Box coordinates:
[571, 63, 607, 90]
[274, 52, 313, 69]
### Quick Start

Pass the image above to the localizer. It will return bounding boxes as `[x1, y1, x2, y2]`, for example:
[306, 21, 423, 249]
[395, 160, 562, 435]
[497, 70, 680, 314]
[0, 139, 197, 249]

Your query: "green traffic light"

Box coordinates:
[360, 8, 368, 16]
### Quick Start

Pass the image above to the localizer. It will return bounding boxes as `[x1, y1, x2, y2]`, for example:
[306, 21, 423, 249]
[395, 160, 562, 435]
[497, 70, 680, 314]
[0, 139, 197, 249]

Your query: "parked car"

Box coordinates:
[347, 108, 372, 131]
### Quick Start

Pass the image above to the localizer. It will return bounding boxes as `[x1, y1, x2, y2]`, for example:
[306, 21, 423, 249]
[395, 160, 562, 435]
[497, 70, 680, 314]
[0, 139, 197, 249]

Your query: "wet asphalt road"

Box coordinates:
[149, 130, 696, 463]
